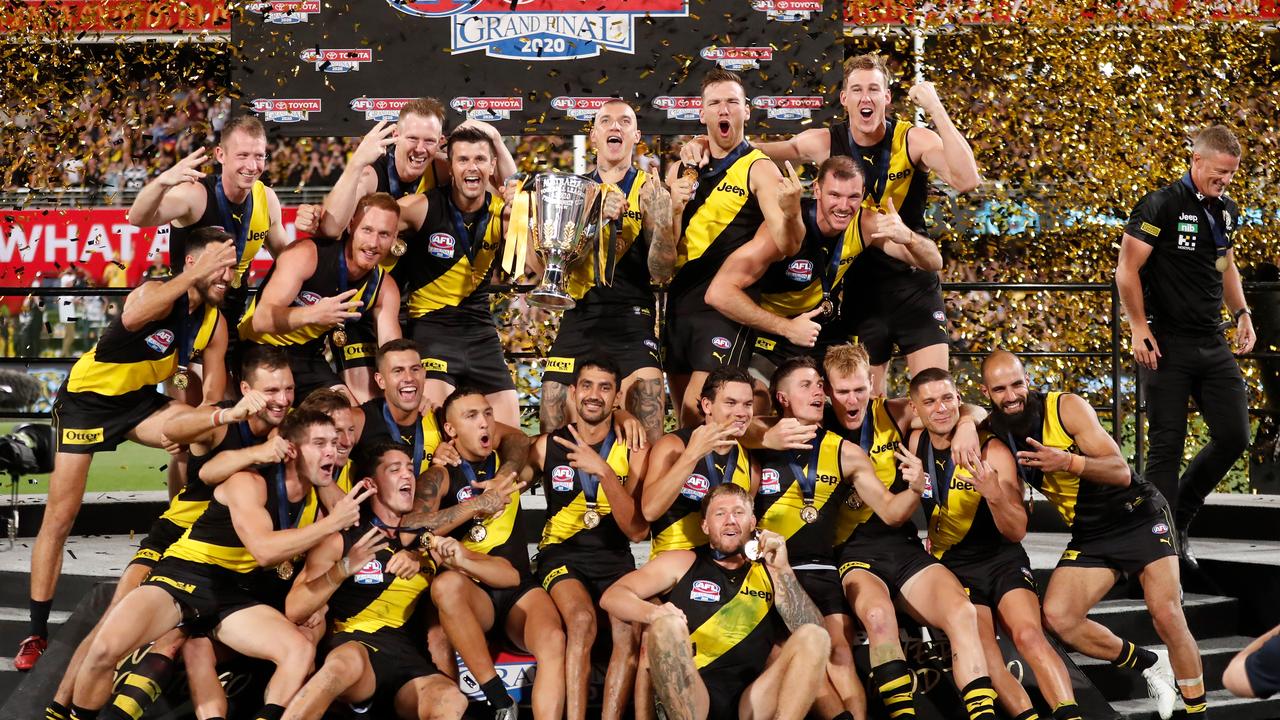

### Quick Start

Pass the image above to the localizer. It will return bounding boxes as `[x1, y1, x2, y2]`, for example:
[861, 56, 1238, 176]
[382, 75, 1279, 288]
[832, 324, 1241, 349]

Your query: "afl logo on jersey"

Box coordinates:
[429, 233, 456, 258]
[145, 329, 175, 354]
[785, 259, 814, 282]
[690, 580, 721, 602]
[681, 474, 710, 500]
[551, 465, 576, 492]
[760, 468, 781, 495]
[456, 486, 475, 502]
[354, 559, 384, 584]
[932, 310, 946, 323]
[296, 291, 322, 306]
[711, 336, 732, 350]
[1151, 522, 1169, 535]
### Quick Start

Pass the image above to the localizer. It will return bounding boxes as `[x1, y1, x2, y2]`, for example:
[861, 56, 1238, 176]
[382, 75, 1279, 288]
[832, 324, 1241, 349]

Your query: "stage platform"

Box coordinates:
[0, 492, 1278, 718]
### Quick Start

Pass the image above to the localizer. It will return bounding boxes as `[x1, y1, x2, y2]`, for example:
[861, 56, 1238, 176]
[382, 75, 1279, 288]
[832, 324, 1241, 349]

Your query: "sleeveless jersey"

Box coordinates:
[238, 237, 386, 348]
[664, 548, 782, 686]
[564, 167, 653, 307]
[397, 188, 505, 324]
[354, 397, 443, 477]
[437, 452, 530, 577]
[917, 433, 1013, 562]
[538, 425, 633, 554]
[650, 427, 752, 558]
[670, 142, 769, 312]
[829, 398, 903, 545]
[753, 429, 845, 564]
[165, 463, 321, 574]
[758, 198, 865, 317]
[168, 175, 271, 285]
[66, 292, 219, 397]
[372, 151, 438, 199]
[1000, 392, 1153, 535]
[330, 514, 434, 636]
[161, 403, 270, 528]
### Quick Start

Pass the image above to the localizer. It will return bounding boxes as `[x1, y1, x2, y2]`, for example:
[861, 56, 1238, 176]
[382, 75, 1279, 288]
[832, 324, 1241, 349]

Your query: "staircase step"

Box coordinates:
[1086, 594, 1238, 646]
[1073, 636, 1249, 700]
[1109, 688, 1280, 719]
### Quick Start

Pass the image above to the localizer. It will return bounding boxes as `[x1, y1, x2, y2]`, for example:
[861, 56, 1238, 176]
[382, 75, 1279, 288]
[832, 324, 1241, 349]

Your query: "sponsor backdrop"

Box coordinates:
[232, 0, 842, 136]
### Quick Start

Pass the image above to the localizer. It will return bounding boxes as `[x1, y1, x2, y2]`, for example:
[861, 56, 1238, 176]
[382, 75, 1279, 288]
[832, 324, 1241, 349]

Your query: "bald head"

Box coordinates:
[981, 349, 1023, 383]
[591, 99, 640, 165]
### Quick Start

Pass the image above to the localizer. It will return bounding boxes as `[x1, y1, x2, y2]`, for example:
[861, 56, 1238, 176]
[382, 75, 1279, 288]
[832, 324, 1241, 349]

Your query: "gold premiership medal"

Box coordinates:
[744, 531, 763, 561]
[391, 238, 407, 257]
[231, 273, 242, 289]
[583, 506, 601, 529]
[800, 502, 819, 524]
[1216, 255, 1229, 273]
[172, 370, 189, 390]
[332, 326, 347, 348]
[468, 523, 487, 543]
[277, 560, 295, 580]
[817, 297, 835, 320]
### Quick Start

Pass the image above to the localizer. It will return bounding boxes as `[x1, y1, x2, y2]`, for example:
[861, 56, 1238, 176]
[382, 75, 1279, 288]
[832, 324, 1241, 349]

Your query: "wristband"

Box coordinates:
[1068, 453, 1086, 476]
[1234, 307, 1252, 321]
[212, 408, 225, 427]
[339, 557, 351, 577]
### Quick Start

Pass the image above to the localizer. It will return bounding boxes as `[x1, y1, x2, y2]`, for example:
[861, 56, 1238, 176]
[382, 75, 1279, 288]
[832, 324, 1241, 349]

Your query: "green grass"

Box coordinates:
[1, 424, 173, 495]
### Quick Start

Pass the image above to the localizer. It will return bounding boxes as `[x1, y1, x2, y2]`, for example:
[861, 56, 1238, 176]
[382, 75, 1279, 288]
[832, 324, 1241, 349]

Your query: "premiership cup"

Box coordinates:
[527, 171, 603, 310]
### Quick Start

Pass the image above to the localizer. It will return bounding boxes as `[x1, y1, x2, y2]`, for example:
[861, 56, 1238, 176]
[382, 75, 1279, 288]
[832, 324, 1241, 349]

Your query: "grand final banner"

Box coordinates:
[231, 0, 843, 136]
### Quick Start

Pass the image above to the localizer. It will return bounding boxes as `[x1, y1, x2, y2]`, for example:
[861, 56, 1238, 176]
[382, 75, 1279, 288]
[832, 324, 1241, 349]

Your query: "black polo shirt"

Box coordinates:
[1124, 172, 1240, 336]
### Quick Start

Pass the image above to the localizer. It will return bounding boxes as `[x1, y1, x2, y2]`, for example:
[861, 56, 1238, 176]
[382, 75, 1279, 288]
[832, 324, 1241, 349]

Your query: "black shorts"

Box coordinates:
[328, 629, 439, 706]
[542, 303, 661, 385]
[794, 566, 849, 617]
[844, 277, 948, 366]
[53, 386, 172, 454]
[1245, 633, 1280, 699]
[336, 317, 379, 372]
[131, 517, 187, 569]
[1057, 499, 1178, 575]
[261, 343, 342, 405]
[483, 577, 540, 647]
[701, 671, 751, 720]
[664, 308, 752, 375]
[408, 318, 515, 394]
[943, 544, 1037, 609]
[535, 545, 635, 600]
[143, 557, 257, 636]
[836, 531, 939, 595]
[749, 334, 825, 376]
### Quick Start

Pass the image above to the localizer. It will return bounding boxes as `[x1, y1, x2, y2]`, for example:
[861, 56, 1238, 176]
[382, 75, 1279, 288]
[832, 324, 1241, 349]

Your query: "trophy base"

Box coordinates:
[528, 289, 577, 311]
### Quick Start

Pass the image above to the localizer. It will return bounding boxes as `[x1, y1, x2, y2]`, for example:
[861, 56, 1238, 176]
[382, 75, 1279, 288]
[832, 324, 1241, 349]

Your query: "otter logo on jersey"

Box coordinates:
[700, 46, 773, 71]
[551, 96, 610, 121]
[429, 233, 457, 258]
[760, 468, 781, 495]
[350, 98, 415, 122]
[62, 428, 105, 445]
[750, 0, 821, 21]
[681, 473, 710, 500]
[551, 465, 576, 492]
[690, 580, 721, 602]
[354, 559, 384, 584]
[251, 99, 321, 123]
[786, 259, 814, 282]
[751, 96, 823, 121]
[651, 96, 702, 121]
[145, 329, 175, 354]
[299, 48, 373, 73]
[711, 336, 732, 350]
[247, 0, 320, 24]
[450, 96, 523, 122]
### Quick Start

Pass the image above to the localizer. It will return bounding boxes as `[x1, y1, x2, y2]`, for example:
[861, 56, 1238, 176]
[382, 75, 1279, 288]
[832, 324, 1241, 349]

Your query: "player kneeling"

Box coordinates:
[602, 483, 829, 720]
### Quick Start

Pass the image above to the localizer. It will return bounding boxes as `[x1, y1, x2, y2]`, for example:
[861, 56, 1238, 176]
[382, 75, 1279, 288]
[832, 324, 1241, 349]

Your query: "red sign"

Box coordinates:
[848, 0, 1280, 25]
[0, 207, 303, 310]
[13, 0, 229, 34]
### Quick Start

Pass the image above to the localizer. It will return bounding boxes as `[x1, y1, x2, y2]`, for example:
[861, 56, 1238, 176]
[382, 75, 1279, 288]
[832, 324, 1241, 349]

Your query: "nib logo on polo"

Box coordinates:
[690, 580, 721, 602]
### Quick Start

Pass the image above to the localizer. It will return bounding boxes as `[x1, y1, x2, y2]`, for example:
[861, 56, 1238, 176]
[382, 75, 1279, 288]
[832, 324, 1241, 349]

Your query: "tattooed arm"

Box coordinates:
[493, 421, 532, 481]
[400, 465, 509, 533]
[539, 381, 571, 435]
[624, 373, 666, 446]
[643, 176, 676, 285]
[758, 530, 824, 631]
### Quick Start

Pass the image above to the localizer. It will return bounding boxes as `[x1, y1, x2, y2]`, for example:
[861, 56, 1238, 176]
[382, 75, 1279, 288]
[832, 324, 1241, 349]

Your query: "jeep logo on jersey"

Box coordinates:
[681, 473, 710, 500]
[354, 559, 384, 584]
[690, 579, 721, 602]
[145, 329, 175, 354]
[711, 336, 732, 350]
[457, 486, 475, 502]
[449, 96, 523, 122]
[390, 0, 689, 61]
[551, 465, 576, 492]
[786, 259, 814, 282]
[760, 468, 781, 494]
[429, 233, 457, 258]
[295, 291, 322, 306]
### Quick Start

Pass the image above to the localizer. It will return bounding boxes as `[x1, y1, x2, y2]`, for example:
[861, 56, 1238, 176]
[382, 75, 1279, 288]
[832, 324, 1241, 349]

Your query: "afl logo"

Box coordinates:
[711, 336, 732, 350]
[690, 580, 721, 602]
[786, 259, 814, 282]
[1151, 523, 1169, 535]
[386, 0, 479, 16]
[354, 559, 384, 584]
[145, 329, 175, 354]
[551, 465, 575, 492]
[429, 233, 456, 258]
[760, 468, 781, 494]
[681, 474, 710, 500]
[456, 486, 475, 502]
[933, 310, 946, 323]
[296, 291, 322, 306]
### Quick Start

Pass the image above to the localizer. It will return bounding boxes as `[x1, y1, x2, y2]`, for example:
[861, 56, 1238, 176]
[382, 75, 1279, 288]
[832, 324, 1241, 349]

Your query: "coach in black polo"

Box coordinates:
[1116, 124, 1255, 568]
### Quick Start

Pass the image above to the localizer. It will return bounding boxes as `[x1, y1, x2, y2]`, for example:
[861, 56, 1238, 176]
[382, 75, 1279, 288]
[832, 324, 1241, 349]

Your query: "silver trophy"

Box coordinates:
[527, 171, 603, 310]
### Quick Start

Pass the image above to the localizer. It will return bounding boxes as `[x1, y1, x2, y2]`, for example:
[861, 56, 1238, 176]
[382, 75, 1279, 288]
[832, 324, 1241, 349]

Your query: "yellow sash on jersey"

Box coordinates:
[833, 398, 901, 545]
[860, 120, 917, 215]
[333, 569, 432, 635]
[238, 181, 272, 278]
[690, 562, 774, 669]
[66, 303, 219, 396]
[925, 437, 987, 559]
[1035, 392, 1082, 527]
[410, 194, 506, 317]
[759, 431, 844, 540]
[650, 445, 752, 558]
[539, 440, 631, 549]
[165, 484, 320, 573]
[760, 209, 865, 318]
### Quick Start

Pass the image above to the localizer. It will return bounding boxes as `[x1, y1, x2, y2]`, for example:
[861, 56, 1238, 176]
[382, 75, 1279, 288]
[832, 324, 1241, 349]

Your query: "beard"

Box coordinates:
[988, 391, 1045, 444]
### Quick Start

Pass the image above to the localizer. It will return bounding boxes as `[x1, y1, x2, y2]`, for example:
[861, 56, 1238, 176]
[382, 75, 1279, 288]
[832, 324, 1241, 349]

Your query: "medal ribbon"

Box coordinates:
[786, 430, 824, 507]
[924, 441, 955, 510]
[1180, 172, 1230, 262]
[273, 464, 304, 530]
[700, 140, 753, 185]
[576, 427, 616, 507]
[849, 120, 894, 203]
[804, 201, 846, 306]
[459, 454, 498, 487]
[213, 176, 252, 274]
[445, 193, 493, 261]
[383, 400, 424, 475]
[589, 167, 638, 287]
[370, 514, 425, 548]
[385, 150, 426, 199]
[337, 245, 381, 321]
[702, 445, 740, 489]
[174, 293, 201, 374]
[858, 412, 875, 454]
